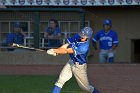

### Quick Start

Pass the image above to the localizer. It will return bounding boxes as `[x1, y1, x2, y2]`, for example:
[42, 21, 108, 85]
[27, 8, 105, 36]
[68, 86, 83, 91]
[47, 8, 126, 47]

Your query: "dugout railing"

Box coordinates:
[0, 7, 89, 51]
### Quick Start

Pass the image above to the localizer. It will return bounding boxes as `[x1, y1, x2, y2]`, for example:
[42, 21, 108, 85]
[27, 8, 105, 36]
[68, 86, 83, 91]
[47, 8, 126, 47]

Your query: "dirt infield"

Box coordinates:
[0, 64, 140, 93]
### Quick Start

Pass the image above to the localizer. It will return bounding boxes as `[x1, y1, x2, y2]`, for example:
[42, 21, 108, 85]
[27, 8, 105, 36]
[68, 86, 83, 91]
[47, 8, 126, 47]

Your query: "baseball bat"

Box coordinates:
[12, 43, 45, 52]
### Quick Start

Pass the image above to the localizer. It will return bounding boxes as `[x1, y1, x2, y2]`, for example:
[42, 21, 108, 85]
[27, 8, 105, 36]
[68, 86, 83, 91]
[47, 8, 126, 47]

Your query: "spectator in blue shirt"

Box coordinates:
[44, 19, 61, 48]
[6, 21, 26, 51]
[92, 19, 119, 63]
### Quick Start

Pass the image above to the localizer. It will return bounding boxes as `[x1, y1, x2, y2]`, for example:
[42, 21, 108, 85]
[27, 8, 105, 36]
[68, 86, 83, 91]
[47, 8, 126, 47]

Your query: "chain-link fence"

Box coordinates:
[0, 8, 91, 51]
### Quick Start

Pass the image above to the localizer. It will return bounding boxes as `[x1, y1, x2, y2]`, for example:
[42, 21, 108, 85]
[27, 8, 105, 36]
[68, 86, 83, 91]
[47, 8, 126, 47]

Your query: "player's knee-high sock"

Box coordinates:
[52, 85, 61, 93]
[108, 57, 114, 63]
[92, 88, 100, 93]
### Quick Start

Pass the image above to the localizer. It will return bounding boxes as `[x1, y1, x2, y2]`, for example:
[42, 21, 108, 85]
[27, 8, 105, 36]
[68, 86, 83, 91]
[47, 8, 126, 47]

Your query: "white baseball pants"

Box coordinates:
[55, 60, 94, 93]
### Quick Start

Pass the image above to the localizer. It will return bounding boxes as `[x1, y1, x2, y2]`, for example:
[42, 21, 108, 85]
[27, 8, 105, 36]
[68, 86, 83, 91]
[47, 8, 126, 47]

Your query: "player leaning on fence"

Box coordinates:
[44, 19, 61, 48]
[6, 21, 26, 51]
[47, 27, 100, 93]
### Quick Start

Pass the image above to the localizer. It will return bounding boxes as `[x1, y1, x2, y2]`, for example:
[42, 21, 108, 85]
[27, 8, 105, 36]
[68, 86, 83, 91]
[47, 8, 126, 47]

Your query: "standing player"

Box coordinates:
[47, 27, 100, 93]
[92, 19, 119, 63]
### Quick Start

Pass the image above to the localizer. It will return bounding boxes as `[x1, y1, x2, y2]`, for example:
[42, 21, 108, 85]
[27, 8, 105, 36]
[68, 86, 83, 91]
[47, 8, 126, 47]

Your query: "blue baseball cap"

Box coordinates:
[15, 21, 21, 28]
[103, 19, 112, 26]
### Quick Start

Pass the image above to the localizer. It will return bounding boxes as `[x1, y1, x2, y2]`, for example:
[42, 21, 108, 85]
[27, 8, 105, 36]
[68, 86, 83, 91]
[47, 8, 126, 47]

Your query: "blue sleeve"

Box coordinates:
[56, 27, 61, 34]
[73, 45, 88, 55]
[6, 33, 14, 44]
[67, 34, 81, 44]
[72, 42, 89, 55]
[113, 32, 119, 45]
[45, 27, 49, 32]
[92, 31, 100, 42]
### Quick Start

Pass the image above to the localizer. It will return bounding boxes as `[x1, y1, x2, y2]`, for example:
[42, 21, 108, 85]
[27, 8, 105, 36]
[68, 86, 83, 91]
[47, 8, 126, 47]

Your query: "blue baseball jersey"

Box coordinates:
[67, 34, 90, 64]
[6, 33, 24, 45]
[45, 27, 61, 36]
[93, 30, 119, 50]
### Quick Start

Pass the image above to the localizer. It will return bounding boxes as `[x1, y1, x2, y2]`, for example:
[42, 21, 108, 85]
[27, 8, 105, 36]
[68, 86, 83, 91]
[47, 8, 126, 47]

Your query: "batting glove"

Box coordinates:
[47, 49, 57, 56]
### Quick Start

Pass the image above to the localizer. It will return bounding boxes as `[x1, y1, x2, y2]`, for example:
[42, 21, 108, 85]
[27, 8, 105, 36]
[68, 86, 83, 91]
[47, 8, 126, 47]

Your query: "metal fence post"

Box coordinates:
[80, 10, 86, 29]
[33, 12, 40, 48]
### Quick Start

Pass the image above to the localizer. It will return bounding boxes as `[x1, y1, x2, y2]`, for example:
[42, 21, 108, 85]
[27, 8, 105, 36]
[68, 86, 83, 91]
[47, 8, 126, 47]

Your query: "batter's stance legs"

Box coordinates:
[52, 86, 100, 93]
[72, 64, 100, 93]
[52, 62, 72, 93]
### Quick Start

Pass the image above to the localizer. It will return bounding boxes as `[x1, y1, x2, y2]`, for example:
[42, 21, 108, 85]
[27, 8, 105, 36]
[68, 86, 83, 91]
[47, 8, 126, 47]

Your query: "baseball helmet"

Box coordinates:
[103, 19, 112, 26]
[15, 21, 21, 28]
[79, 27, 93, 38]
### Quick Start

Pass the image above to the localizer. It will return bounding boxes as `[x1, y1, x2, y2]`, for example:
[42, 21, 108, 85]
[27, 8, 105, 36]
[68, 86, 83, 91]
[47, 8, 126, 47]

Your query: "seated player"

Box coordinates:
[47, 27, 100, 93]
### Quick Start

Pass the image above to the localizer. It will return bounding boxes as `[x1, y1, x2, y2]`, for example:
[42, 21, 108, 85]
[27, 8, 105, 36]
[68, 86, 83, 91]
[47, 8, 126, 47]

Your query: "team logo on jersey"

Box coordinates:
[108, 0, 114, 5]
[36, 0, 42, 5]
[89, 0, 96, 5]
[126, 0, 132, 4]
[100, 36, 112, 41]
[54, 0, 61, 5]
[117, 0, 124, 4]
[99, 0, 106, 4]
[28, 0, 34, 5]
[0, 0, 6, 5]
[63, 0, 69, 5]
[44, 0, 50, 5]
[10, 0, 16, 5]
[81, 0, 87, 5]
[134, 0, 140, 3]
[19, 0, 25, 5]
[72, 0, 78, 5]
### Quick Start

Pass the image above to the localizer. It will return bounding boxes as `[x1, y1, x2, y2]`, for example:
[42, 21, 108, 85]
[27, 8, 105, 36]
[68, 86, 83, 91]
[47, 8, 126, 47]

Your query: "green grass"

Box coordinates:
[0, 75, 84, 93]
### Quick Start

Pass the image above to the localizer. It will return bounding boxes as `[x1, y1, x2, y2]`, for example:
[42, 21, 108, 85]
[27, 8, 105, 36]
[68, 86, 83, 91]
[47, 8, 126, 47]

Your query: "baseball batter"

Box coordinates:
[47, 27, 100, 93]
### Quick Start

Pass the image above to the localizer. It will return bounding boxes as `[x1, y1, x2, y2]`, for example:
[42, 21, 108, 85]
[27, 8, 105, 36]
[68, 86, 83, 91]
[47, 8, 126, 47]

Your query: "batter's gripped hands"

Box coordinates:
[47, 49, 57, 56]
